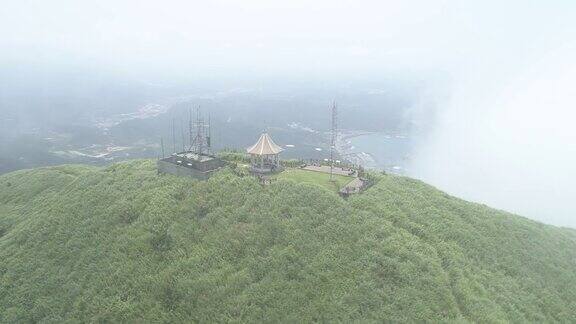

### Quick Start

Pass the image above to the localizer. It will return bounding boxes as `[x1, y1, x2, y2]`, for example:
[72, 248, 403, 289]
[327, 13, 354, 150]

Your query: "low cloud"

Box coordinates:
[411, 44, 576, 228]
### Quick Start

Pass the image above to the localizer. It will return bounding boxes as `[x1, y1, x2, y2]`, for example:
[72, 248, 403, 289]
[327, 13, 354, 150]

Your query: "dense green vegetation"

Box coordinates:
[275, 168, 351, 192]
[0, 160, 575, 322]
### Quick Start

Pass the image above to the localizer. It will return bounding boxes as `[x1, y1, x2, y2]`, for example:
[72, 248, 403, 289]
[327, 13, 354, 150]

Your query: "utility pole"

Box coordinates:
[160, 137, 165, 158]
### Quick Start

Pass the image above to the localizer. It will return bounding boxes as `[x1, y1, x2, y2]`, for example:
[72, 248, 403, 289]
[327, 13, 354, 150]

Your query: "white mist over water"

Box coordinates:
[410, 45, 576, 228]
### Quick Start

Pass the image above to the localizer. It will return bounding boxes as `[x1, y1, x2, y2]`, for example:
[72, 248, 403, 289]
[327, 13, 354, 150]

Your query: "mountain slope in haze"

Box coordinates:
[0, 160, 575, 322]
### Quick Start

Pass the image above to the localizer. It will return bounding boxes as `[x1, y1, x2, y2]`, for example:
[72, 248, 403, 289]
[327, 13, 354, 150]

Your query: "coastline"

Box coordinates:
[335, 130, 379, 169]
[335, 130, 411, 174]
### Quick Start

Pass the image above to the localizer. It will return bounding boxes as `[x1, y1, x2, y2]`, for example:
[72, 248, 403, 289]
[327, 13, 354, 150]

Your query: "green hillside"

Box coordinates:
[0, 160, 575, 322]
[275, 168, 351, 192]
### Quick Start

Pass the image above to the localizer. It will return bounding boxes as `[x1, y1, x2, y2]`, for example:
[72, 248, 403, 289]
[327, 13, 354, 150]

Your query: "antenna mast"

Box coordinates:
[180, 118, 185, 152]
[188, 105, 193, 151]
[184, 103, 213, 156]
[207, 113, 212, 153]
[172, 118, 176, 154]
[197, 106, 204, 155]
[330, 101, 338, 181]
[190, 105, 210, 156]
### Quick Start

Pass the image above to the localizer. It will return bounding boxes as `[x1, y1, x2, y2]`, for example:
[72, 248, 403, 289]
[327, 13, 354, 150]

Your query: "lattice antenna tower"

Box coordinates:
[189, 105, 211, 155]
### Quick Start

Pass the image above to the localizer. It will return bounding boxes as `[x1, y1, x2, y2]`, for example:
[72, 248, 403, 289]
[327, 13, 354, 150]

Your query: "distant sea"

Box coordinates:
[346, 133, 412, 174]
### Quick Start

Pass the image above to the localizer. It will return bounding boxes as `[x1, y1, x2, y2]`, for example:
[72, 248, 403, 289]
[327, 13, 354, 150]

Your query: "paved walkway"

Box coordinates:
[302, 165, 356, 177]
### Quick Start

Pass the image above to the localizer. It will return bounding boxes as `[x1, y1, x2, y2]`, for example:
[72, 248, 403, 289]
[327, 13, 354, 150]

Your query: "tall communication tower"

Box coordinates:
[330, 101, 338, 181]
[188, 105, 212, 155]
[172, 118, 176, 154]
[188, 106, 194, 150]
[180, 119, 185, 152]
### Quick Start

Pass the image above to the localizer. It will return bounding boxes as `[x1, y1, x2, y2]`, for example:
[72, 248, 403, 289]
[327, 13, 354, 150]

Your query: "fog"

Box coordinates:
[1, 0, 575, 227]
[411, 46, 576, 228]
[406, 3, 576, 228]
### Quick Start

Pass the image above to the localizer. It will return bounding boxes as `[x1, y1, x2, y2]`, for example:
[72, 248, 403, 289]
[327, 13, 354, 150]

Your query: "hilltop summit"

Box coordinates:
[0, 160, 575, 322]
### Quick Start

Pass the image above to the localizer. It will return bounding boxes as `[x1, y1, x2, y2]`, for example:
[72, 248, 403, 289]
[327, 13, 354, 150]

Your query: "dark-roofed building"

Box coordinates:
[157, 152, 226, 180]
[339, 177, 369, 197]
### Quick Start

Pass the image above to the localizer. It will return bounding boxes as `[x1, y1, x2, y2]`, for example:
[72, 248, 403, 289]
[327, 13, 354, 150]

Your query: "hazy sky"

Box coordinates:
[4, 0, 570, 76]
[1, 0, 575, 227]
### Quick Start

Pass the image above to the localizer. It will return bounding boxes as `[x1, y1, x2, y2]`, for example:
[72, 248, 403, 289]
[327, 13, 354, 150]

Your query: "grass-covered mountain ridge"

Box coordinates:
[1, 160, 575, 322]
